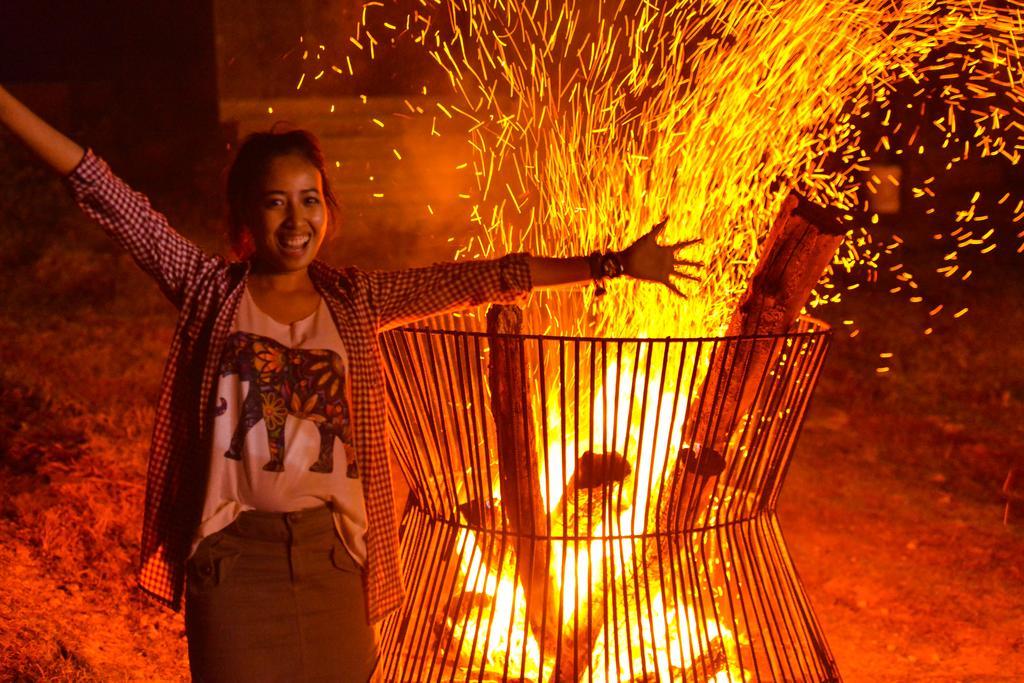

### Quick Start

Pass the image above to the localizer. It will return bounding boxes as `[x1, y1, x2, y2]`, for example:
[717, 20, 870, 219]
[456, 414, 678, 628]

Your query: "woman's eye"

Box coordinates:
[304, 196, 321, 206]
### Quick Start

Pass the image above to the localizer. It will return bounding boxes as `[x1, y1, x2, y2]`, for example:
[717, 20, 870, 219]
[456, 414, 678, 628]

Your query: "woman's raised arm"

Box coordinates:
[0, 84, 213, 308]
[0, 85, 85, 175]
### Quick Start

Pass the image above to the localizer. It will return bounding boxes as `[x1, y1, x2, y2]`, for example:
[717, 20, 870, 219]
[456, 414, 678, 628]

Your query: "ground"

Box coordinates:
[780, 256, 1024, 681]
[1, 143, 1022, 681]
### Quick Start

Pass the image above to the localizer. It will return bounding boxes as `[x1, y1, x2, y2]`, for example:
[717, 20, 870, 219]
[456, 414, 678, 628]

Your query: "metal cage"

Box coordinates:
[378, 307, 839, 682]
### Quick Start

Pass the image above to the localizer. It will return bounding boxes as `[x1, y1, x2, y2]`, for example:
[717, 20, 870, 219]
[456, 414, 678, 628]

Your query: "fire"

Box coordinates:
[445, 352, 748, 681]
[450, 527, 544, 677]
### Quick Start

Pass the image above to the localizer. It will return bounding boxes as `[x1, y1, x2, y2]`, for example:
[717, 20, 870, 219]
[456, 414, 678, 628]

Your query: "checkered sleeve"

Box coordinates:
[367, 253, 534, 331]
[66, 149, 211, 308]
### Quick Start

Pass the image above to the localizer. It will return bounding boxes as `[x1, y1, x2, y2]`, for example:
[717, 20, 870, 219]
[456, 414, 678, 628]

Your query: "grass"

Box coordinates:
[0, 135, 192, 681]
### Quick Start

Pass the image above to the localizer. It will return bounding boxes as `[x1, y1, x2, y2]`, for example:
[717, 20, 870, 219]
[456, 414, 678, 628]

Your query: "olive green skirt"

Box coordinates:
[184, 504, 377, 683]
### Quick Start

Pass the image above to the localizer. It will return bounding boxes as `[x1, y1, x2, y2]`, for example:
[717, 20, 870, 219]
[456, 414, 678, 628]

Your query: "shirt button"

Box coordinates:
[200, 564, 213, 576]
[287, 512, 302, 522]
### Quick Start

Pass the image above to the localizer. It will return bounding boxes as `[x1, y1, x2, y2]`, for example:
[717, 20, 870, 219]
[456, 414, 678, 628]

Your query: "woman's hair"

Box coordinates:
[225, 127, 340, 258]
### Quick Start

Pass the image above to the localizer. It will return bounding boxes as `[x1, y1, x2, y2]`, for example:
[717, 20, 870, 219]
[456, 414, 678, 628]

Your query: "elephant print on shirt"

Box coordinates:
[218, 331, 357, 478]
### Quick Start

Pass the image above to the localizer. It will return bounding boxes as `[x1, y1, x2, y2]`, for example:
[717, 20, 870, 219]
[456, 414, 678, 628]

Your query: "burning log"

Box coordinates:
[552, 450, 632, 536]
[485, 305, 564, 673]
[627, 193, 848, 676]
[547, 450, 632, 681]
[661, 191, 848, 527]
[487, 306, 621, 683]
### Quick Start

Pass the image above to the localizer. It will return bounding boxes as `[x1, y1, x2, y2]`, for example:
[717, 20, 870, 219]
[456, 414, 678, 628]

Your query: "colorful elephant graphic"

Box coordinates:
[218, 331, 356, 477]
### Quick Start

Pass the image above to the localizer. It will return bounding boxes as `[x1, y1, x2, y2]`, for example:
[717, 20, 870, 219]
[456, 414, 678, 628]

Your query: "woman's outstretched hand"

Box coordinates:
[619, 218, 703, 297]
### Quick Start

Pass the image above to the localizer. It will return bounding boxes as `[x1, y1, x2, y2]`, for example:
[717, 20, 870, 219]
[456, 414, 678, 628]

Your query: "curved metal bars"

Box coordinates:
[378, 317, 839, 682]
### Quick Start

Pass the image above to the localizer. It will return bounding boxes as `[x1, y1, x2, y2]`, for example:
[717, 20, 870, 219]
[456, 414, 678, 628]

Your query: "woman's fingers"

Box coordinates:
[663, 279, 688, 299]
[647, 217, 670, 240]
[627, 219, 702, 297]
[672, 258, 703, 269]
[671, 268, 701, 282]
[669, 237, 703, 250]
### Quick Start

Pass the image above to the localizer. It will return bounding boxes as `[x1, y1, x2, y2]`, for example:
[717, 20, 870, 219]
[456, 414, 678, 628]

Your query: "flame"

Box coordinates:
[451, 528, 544, 677]
[447, 353, 747, 681]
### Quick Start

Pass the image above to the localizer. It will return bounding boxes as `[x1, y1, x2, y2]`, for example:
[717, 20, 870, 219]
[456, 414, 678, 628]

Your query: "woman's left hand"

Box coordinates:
[619, 218, 703, 297]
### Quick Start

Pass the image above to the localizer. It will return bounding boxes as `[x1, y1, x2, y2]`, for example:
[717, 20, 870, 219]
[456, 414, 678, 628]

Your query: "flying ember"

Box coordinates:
[320, 0, 1024, 340]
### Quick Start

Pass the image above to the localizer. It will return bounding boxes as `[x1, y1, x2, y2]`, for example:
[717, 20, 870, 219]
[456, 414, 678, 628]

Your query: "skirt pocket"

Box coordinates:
[329, 538, 363, 575]
[187, 532, 242, 594]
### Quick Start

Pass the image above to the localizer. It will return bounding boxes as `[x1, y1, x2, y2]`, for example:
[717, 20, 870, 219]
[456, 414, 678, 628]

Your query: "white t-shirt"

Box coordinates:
[191, 286, 368, 564]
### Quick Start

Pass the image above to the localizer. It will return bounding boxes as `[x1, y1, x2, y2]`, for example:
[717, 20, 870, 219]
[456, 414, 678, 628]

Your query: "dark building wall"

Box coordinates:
[210, 2, 478, 269]
[214, 0, 349, 99]
[0, 1, 220, 192]
[213, 0, 445, 100]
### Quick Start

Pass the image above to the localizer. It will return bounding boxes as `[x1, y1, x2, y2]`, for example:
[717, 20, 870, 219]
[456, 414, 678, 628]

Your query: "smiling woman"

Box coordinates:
[0, 83, 701, 682]
[226, 130, 340, 325]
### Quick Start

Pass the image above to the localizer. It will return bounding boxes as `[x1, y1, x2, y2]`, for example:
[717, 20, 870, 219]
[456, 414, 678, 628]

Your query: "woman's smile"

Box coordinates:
[275, 231, 312, 256]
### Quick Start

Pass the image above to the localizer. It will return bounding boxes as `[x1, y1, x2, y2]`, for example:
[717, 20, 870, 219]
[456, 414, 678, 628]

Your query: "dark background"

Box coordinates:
[0, 2, 220, 189]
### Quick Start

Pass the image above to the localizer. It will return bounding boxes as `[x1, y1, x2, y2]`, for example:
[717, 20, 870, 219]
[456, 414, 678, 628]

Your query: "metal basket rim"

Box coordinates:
[388, 318, 833, 344]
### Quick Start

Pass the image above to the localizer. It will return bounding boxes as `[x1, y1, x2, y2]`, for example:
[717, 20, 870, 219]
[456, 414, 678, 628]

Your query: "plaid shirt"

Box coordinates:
[68, 150, 532, 622]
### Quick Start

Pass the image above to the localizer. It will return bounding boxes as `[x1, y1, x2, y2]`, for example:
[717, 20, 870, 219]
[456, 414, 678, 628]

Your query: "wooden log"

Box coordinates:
[487, 305, 547, 535]
[660, 192, 847, 528]
[485, 305, 566, 677]
[696, 191, 846, 453]
[547, 450, 631, 681]
[550, 450, 632, 537]
[640, 192, 849, 656]
[487, 305, 621, 683]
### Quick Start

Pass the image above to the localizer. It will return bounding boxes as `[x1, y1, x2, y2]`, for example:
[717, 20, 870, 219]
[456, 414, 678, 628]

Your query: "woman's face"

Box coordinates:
[247, 153, 329, 274]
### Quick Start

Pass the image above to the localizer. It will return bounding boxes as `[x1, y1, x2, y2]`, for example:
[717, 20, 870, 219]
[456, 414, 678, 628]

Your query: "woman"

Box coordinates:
[0, 85, 700, 682]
